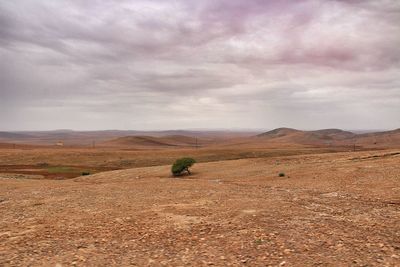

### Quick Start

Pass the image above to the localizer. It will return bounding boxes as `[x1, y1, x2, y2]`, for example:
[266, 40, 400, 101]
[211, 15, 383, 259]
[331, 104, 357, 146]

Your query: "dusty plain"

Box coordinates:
[0, 143, 399, 266]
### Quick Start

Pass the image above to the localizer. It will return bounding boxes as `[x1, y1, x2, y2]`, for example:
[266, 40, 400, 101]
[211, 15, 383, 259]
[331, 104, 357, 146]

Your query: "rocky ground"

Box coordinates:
[0, 150, 399, 266]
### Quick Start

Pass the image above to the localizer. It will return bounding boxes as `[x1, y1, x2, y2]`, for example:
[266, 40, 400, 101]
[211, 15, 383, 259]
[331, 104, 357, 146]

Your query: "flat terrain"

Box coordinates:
[1, 149, 399, 266]
[0, 146, 349, 180]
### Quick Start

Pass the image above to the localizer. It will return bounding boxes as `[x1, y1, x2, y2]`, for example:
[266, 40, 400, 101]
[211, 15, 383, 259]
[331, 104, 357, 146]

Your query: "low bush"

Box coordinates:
[171, 158, 196, 177]
[279, 172, 285, 177]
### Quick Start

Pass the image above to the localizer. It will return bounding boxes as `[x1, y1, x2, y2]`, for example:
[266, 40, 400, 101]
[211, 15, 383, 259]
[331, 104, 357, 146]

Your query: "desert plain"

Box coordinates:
[0, 128, 399, 266]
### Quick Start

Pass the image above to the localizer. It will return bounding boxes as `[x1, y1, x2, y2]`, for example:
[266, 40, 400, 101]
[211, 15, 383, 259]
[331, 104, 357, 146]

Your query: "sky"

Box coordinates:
[0, 0, 399, 131]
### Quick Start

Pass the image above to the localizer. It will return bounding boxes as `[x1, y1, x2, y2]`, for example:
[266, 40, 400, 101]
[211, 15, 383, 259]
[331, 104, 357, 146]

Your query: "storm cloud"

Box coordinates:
[0, 0, 399, 130]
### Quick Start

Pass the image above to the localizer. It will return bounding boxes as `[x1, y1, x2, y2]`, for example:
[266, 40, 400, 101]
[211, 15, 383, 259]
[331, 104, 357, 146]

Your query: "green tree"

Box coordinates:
[171, 157, 196, 176]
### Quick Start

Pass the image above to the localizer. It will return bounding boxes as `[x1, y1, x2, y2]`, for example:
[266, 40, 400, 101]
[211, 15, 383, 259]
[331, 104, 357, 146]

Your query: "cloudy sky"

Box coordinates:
[0, 0, 399, 131]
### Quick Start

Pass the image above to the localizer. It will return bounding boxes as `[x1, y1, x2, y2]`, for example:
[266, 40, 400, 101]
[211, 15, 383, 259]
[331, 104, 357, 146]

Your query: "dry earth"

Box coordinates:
[0, 150, 399, 266]
[0, 146, 348, 179]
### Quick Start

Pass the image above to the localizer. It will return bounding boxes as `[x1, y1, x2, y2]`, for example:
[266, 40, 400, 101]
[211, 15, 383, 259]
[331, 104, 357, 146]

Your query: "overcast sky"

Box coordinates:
[0, 0, 399, 131]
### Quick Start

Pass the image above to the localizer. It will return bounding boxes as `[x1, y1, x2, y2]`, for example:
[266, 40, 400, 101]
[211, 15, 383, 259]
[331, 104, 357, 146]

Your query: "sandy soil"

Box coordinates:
[0, 150, 399, 266]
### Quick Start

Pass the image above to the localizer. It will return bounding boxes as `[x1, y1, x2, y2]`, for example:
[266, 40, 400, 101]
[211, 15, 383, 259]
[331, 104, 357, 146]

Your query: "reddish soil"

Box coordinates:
[0, 149, 399, 266]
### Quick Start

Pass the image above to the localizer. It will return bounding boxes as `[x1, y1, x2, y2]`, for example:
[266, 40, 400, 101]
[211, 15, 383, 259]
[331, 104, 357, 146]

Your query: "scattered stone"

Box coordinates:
[321, 192, 339, 197]
[283, 249, 291, 255]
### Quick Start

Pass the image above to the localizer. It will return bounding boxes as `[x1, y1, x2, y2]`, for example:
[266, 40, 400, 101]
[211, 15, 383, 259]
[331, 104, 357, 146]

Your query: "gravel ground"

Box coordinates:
[0, 150, 399, 266]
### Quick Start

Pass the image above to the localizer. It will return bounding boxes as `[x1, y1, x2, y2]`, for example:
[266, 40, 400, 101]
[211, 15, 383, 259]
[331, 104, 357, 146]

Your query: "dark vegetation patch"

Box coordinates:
[0, 165, 115, 180]
[171, 157, 196, 177]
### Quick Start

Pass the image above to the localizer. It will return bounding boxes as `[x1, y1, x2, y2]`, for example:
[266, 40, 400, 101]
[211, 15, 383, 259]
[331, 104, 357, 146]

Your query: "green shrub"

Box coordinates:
[171, 157, 196, 177]
[278, 172, 285, 177]
[47, 166, 75, 173]
[81, 172, 91, 176]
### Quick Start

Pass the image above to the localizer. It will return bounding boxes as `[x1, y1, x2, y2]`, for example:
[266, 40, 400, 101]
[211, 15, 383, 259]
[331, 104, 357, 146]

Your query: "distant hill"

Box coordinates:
[257, 127, 302, 138]
[354, 128, 400, 147]
[257, 128, 355, 145]
[0, 132, 33, 139]
[0, 128, 399, 148]
[256, 128, 400, 147]
[101, 135, 204, 148]
[0, 130, 256, 146]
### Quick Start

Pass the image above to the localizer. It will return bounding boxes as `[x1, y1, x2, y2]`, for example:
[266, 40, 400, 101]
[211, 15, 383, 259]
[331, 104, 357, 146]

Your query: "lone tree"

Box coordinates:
[171, 157, 196, 177]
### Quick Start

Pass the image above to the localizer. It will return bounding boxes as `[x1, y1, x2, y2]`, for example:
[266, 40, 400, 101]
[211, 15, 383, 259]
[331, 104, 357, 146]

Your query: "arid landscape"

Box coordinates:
[0, 129, 399, 266]
[1, 0, 400, 266]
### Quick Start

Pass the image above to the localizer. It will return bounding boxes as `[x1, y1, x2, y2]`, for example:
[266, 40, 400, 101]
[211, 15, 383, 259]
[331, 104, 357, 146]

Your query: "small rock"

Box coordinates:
[322, 192, 339, 197]
[283, 249, 291, 255]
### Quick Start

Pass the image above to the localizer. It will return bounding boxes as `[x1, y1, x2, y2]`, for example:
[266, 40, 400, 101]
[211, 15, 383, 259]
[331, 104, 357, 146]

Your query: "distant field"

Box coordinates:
[0, 144, 367, 180]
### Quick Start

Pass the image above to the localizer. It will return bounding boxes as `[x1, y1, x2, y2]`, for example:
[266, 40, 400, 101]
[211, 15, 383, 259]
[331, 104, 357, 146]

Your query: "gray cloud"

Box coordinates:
[0, 0, 399, 131]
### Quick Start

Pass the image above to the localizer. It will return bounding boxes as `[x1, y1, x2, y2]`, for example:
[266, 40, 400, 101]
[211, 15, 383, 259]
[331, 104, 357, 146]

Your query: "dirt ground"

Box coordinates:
[0, 145, 359, 172]
[0, 149, 399, 266]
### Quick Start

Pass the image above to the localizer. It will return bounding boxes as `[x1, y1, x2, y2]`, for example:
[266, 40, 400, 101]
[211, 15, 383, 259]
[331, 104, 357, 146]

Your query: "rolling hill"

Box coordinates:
[0, 128, 399, 149]
[257, 128, 355, 145]
[0, 132, 33, 140]
[101, 135, 205, 148]
[256, 128, 400, 148]
[0, 130, 256, 146]
[355, 128, 400, 147]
